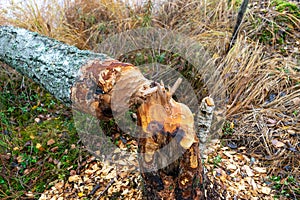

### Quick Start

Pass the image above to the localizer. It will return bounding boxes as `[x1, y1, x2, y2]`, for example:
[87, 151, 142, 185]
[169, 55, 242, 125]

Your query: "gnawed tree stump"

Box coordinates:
[0, 26, 204, 199]
[137, 80, 203, 199]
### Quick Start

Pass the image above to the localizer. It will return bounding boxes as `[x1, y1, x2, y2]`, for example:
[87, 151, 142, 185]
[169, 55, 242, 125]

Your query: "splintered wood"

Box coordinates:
[71, 59, 150, 120]
[137, 80, 203, 200]
[138, 81, 196, 152]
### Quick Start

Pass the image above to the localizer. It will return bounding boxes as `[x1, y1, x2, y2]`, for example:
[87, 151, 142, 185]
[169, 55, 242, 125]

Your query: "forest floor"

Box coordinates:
[0, 0, 299, 199]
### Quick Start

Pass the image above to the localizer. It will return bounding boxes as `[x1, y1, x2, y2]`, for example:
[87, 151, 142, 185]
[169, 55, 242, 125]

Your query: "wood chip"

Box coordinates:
[242, 165, 254, 177]
[260, 186, 271, 195]
[227, 164, 237, 170]
[266, 118, 277, 124]
[68, 175, 81, 182]
[253, 167, 267, 173]
[25, 191, 34, 197]
[54, 182, 64, 189]
[292, 97, 300, 105]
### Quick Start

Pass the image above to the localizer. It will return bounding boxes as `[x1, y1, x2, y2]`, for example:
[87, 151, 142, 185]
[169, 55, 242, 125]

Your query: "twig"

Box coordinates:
[169, 78, 182, 96]
[95, 175, 118, 200]
[88, 183, 101, 197]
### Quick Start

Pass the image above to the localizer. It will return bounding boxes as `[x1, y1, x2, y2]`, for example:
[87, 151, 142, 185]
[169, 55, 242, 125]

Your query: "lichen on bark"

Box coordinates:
[0, 26, 110, 105]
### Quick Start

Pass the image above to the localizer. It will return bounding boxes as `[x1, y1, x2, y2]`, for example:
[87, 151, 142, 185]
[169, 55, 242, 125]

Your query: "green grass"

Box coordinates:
[269, 175, 300, 199]
[0, 119, 82, 199]
[0, 66, 86, 199]
[213, 155, 222, 167]
[250, 0, 300, 47]
[272, 0, 300, 17]
[222, 121, 234, 136]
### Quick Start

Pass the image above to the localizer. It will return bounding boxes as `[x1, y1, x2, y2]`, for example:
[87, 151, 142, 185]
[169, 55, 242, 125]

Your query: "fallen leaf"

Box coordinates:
[219, 174, 228, 183]
[47, 139, 55, 146]
[117, 160, 128, 166]
[78, 192, 84, 197]
[50, 146, 59, 152]
[36, 143, 44, 151]
[53, 159, 59, 165]
[17, 156, 23, 163]
[104, 171, 117, 179]
[242, 155, 250, 162]
[24, 141, 32, 147]
[87, 156, 96, 163]
[281, 126, 290, 130]
[221, 147, 229, 151]
[119, 172, 128, 179]
[24, 169, 31, 175]
[70, 170, 76, 176]
[85, 169, 95, 175]
[245, 177, 257, 190]
[223, 151, 233, 158]
[229, 169, 239, 177]
[238, 182, 246, 190]
[121, 188, 129, 195]
[271, 139, 285, 148]
[34, 118, 41, 123]
[234, 154, 244, 161]
[230, 122, 234, 129]
[13, 147, 19, 151]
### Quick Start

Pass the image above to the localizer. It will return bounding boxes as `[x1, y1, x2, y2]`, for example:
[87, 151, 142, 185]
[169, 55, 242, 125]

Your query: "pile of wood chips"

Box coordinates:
[40, 143, 143, 200]
[203, 139, 274, 200]
[40, 139, 275, 200]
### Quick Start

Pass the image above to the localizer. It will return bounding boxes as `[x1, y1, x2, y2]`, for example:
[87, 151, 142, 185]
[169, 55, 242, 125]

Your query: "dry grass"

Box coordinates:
[0, 1, 65, 38]
[0, 0, 299, 198]
[218, 36, 299, 176]
[0, 0, 135, 49]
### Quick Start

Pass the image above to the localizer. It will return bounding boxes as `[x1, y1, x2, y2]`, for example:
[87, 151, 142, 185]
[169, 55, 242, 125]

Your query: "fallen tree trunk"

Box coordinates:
[0, 26, 110, 105]
[0, 26, 204, 199]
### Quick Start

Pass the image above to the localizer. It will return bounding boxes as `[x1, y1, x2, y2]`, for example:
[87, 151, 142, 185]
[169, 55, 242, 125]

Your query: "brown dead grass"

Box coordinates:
[218, 37, 299, 177]
[0, 0, 299, 198]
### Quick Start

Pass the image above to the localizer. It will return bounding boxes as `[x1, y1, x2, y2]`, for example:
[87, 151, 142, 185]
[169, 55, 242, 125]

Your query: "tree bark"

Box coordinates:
[0, 26, 204, 199]
[0, 25, 111, 105]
